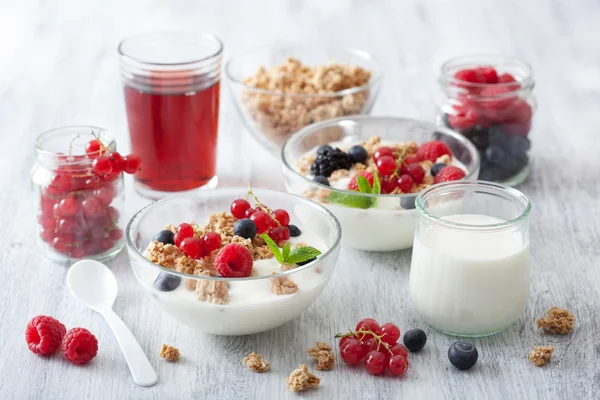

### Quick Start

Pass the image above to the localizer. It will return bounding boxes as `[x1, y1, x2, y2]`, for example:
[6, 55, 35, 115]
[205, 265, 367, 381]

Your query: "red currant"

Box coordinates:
[406, 163, 425, 184]
[202, 232, 222, 253]
[92, 156, 113, 176]
[244, 208, 256, 218]
[81, 197, 103, 218]
[250, 211, 272, 234]
[361, 338, 379, 353]
[380, 175, 398, 194]
[356, 318, 381, 341]
[85, 140, 101, 159]
[123, 154, 142, 174]
[40, 227, 55, 243]
[49, 173, 71, 193]
[94, 186, 115, 207]
[280, 226, 290, 241]
[179, 237, 203, 259]
[380, 323, 401, 345]
[109, 228, 123, 241]
[273, 209, 290, 226]
[388, 355, 408, 376]
[39, 214, 57, 229]
[70, 247, 87, 259]
[397, 174, 414, 193]
[376, 155, 397, 176]
[55, 196, 78, 218]
[109, 152, 125, 172]
[390, 343, 409, 358]
[339, 334, 358, 349]
[177, 223, 195, 240]
[374, 146, 394, 161]
[364, 351, 387, 375]
[52, 236, 71, 254]
[340, 338, 366, 365]
[231, 199, 251, 219]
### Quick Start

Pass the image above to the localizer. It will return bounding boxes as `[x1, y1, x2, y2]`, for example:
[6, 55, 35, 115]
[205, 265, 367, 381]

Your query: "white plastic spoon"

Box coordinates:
[67, 259, 158, 387]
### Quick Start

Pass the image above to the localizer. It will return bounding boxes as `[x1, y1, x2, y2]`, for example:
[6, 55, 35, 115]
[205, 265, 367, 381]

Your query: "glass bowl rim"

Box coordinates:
[415, 180, 532, 231]
[125, 187, 342, 282]
[224, 44, 384, 98]
[280, 115, 481, 199]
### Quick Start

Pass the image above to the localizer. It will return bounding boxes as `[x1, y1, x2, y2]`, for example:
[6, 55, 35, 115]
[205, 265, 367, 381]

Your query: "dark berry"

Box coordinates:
[288, 224, 301, 237]
[403, 328, 427, 352]
[348, 145, 368, 164]
[313, 176, 330, 186]
[430, 163, 447, 177]
[507, 136, 530, 156]
[316, 145, 334, 155]
[310, 147, 351, 177]
[296, 257, 317, 266]
[489, 126, 510, 146]
[154, 273, 181, 292]
[401, 195, 416, 210]
[471, 134, 490, 150]
[485, 146, 505, 164]
[448, 341, 478, 370]
[152, 230, 175, 245]
[233, 218, 257, 239]
[479, 165, 509, 181]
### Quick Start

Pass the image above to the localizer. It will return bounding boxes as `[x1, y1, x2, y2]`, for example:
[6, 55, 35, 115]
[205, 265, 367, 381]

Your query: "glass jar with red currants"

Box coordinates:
[31, 126, 141, 261]
[436, 55, 536, 186]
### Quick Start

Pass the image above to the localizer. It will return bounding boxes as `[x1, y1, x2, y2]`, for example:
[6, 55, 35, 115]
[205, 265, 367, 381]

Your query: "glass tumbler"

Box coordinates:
[119, 32, 223, 199]
[409, 181, 531, 336]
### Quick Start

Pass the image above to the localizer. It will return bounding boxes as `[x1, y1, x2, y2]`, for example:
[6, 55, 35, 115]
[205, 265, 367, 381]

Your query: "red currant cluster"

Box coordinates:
[336, 318, 408, 376]
[38, 136, 140, 258]
[172, 223, 222, 259]
[230, 191, 292, 244]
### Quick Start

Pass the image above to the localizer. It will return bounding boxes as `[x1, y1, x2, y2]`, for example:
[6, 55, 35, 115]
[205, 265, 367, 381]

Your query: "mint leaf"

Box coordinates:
[357, 175, 371, 194]
[326, 191, 373, 209]
[371, 172, 381, 195]
[260, 234, 284, 264]
[286, 246, 323, 265]
[282, 242, 291, 260]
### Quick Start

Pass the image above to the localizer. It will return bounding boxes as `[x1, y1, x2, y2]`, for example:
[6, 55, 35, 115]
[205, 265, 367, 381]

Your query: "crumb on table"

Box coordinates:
[537, 307, 575, 335]
[285, 364, 320, 392]
[242, 352, 270, 373]
[307, 342, 335, 370]
[160, 344, 180, 362]
[529, 345, 555, 366]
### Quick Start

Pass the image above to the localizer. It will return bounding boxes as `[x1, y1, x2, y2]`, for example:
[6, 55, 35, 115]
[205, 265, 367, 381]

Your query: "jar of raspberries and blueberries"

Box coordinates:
[436, 55, 536, 186]
[31, 126, 141, 261]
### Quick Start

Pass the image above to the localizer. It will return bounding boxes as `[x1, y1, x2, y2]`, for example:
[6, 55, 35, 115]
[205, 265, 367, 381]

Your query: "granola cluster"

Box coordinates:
[307, 342, 335, 370]
[242, 352, 270, 373]
[159, 344, 180, 362]
[536, 307, 575, 335]
[529, 345, 554, 366]
[242, 57, 372, 146]
[285, 364, 320, 392]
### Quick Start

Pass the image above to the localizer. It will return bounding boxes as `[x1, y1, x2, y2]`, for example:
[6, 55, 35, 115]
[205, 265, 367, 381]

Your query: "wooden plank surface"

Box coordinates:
[0, 0, 598, 398]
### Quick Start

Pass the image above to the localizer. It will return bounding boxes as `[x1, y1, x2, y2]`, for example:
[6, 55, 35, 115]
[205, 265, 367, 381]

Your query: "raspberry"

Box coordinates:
[347, 171, 374, 191]
[474, 67, 498, 84]
[25, 315, 66, 356]
[416, 140, 452, 162]
[434, 166, 466, 183]
[498, 73, 520, 89]
[62, 327, 98, 365]
[454, 69, 478, 83]
[214, 243, 253, 278]
[479, 86, 517, 109]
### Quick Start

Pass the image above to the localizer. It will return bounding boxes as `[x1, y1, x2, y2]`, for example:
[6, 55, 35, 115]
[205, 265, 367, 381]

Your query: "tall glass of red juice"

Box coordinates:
[119, 32, 222, 199]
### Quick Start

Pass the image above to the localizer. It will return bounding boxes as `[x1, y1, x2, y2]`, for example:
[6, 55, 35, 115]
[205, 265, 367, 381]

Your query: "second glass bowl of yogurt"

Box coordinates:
[281, 116, 480, 251]
[126, 188, 341, 335]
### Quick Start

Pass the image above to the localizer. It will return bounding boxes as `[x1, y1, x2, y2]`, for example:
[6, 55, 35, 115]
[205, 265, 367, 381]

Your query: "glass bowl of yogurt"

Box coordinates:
[281, 116, 480, 251]
[125, 188, 341, 335]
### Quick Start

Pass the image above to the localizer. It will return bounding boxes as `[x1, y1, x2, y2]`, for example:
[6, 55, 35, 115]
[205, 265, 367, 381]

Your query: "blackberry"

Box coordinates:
[310, 147, 351, 177]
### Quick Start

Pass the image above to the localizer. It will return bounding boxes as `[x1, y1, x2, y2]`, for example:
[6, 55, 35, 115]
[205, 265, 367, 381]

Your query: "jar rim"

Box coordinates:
[415, 180, 531, 231]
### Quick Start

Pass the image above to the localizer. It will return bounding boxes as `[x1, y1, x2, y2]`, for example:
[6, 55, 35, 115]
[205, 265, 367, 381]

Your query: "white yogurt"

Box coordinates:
[135, 233, 331, 335]
[409, 214, 530, 336]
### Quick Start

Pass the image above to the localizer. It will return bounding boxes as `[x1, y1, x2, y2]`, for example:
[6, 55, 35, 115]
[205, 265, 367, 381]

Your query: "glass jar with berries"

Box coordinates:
[436, 55, 536, 186]
[31, 126, 141, 261]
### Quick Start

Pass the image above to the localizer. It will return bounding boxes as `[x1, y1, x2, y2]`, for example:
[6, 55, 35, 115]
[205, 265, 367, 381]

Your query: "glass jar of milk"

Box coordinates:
[409, 181, 531, 336]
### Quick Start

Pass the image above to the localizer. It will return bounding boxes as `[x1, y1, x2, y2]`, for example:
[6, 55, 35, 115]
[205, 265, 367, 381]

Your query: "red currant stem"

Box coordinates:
[90, 130, 110, 156]
[246, 184, 281, 228]
[67, 133, 82, 156]
[334, 328, 394, 356]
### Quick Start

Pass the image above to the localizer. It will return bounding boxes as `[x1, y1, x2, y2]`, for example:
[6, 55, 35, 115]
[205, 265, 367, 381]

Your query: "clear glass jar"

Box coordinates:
[435, 55, 536, 186]
[31, 126, 125, 261]
[409, 181, 531, 336]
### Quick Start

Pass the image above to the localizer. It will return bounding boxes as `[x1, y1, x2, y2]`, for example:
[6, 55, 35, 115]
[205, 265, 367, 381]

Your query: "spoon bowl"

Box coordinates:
[67, 259, 118, 311]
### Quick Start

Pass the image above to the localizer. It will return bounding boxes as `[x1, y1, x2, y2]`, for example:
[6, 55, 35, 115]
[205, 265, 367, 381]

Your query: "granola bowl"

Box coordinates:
[281, 116, 480, 251]
[126, 188, 341, 335]
[225, 45, 383, 155]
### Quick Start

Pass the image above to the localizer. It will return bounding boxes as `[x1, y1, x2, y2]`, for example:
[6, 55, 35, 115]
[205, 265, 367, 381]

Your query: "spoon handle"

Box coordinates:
[102, 309, 158, 387]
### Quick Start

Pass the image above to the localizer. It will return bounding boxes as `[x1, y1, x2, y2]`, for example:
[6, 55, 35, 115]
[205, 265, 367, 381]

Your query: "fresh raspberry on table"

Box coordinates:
[434, 166, 466, 183]
[416, 141, 452, 162]
[214, 243, 253, 278]
[347, 171, 374, 191]
[25, 315, 67, 356]
[62, 327, 99, 365]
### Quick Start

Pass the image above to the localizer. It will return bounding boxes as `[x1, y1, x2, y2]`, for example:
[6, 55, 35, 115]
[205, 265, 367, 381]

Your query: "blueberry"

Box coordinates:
[507, 136, 530, 156]
[504, 154, 528, 173]
[470, 134, 489, 150]
[288, 224, 302, 237]
[154, 273, 181, 292]
[448, 341, 478, 370]
[296, 257, 317, 266]
[316, 145, 334, 155]
[233, 218, 257, 239]
[489, 126, 509, 147]
[485, 146, 505, 164]
[430, 163, 447, 177]
[400, 195, 416, 210]
[313, 176, 330, 186]
[152, 230, 175, 245]
[348, 145, 368, 164]
[403, 328, 427, 352]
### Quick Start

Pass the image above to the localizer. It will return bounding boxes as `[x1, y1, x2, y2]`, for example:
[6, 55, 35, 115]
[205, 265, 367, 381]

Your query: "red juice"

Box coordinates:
[124, 82, 220, 192]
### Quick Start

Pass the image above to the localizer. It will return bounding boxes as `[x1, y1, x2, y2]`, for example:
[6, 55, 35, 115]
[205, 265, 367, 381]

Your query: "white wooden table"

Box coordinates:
[1, 0, 599, 398]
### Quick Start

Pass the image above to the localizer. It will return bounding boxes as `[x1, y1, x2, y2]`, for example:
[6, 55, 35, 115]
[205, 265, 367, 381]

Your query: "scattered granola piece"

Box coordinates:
[529, 345, 555, 366]
[242, 352, 270, 373]
[271, 276, 299, 295]
[175, 255, 197, 275]
[160, 344, 180, 362]
[307, 342, 335, 370]
[537, 307, 575, 335]
[285, 364, 320, 392]
[144, 241, 182, 269]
